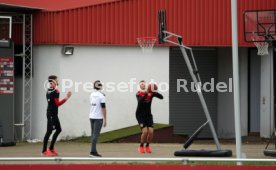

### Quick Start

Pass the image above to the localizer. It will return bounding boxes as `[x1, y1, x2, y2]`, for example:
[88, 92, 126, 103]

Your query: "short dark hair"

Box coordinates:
[48, 75, 57, 83]
[94, 80, 102, 90]
[139, 80, 145, 83]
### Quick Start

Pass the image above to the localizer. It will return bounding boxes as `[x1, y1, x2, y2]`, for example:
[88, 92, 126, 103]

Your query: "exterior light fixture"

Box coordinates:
[63, 46, 74, 55]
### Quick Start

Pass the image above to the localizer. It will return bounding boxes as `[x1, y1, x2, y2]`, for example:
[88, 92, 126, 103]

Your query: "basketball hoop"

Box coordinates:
[137, 37, 156, 53]
[254, 41, 269, 55]
[252, 35, 269, 56]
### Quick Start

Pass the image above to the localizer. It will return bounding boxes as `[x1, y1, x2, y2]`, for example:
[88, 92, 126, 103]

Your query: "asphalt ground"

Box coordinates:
[0, 141, 275, 164]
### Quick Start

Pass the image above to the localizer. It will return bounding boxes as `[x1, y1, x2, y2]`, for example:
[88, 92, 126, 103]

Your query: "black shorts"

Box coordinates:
[136, 113, 153, 128]
[47, 112, 61, 131]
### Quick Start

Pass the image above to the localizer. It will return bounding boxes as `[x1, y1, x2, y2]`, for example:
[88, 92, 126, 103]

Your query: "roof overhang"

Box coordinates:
[0, 3, 43, 13]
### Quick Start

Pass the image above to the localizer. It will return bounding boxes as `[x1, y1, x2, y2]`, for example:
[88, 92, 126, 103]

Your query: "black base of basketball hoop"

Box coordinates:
[264, 149, 276, 157]
[173, 120, 232, 157]
[174, 149, 232, 157]
[263, 128, 276, 157]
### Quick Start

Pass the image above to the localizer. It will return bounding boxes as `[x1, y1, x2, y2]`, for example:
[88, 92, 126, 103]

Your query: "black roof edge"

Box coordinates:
[0, 3, 44, 14]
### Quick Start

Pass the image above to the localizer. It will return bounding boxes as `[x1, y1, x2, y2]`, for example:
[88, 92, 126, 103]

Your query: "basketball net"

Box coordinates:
[137, 37, 156, 53]
[251, 35, 269, 56]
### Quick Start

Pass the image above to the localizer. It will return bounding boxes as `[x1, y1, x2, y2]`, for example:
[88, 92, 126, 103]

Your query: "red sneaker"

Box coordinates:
[41, 150, 53, 157]
[138, 146, 145, 153]
[145, 146, 152, 153]
[48, 148, 58, 156]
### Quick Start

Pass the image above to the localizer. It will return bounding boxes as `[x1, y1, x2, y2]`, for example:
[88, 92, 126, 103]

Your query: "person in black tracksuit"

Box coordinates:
[41, 75, 72, 156]
[136, 80, 163, 153]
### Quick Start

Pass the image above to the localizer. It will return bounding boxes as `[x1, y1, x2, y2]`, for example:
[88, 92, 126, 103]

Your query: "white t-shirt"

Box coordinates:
[89, 90, 106, 119]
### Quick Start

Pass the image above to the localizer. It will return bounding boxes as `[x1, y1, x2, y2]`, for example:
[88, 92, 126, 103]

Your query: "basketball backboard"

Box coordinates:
[244, 10, 276, 42]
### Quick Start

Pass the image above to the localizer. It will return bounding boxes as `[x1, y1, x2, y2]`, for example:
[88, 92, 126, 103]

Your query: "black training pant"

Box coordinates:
[42, 112, 62, 152]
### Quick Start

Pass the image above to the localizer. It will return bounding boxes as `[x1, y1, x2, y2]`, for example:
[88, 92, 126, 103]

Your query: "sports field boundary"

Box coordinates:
[1, 157, 276, 164]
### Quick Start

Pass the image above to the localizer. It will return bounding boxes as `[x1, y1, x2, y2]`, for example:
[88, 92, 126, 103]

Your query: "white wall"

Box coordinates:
[32, 45, 169, 140]
[217, 47, 248, 138]
[260, 48, 274, 138]
[239, 48, 249, 137]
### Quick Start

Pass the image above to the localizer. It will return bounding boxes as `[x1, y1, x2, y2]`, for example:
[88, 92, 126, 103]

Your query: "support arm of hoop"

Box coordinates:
[161, 30, 221, 150]
[162, 31, 201, 82]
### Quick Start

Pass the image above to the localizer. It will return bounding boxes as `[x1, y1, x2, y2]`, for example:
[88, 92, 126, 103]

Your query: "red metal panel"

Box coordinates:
[73, 9, 78, 43]
[32, 0, 276, 46]
[92, 6, 97, 44]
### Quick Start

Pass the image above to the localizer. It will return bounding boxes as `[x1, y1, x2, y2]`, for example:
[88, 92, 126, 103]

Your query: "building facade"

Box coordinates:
[1, 0, 276, 140]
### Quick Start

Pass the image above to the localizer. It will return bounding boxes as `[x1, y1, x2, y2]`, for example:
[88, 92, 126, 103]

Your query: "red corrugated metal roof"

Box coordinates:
[7, 0, 276, 47]
[0, 0, 119, 11]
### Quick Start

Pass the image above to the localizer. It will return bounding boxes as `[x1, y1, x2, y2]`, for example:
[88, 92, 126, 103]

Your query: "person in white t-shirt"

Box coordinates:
[89, 80, 106, 157]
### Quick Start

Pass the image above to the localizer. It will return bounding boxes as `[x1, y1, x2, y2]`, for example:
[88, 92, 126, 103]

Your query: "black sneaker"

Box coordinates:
[89, 152, 102, 157]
